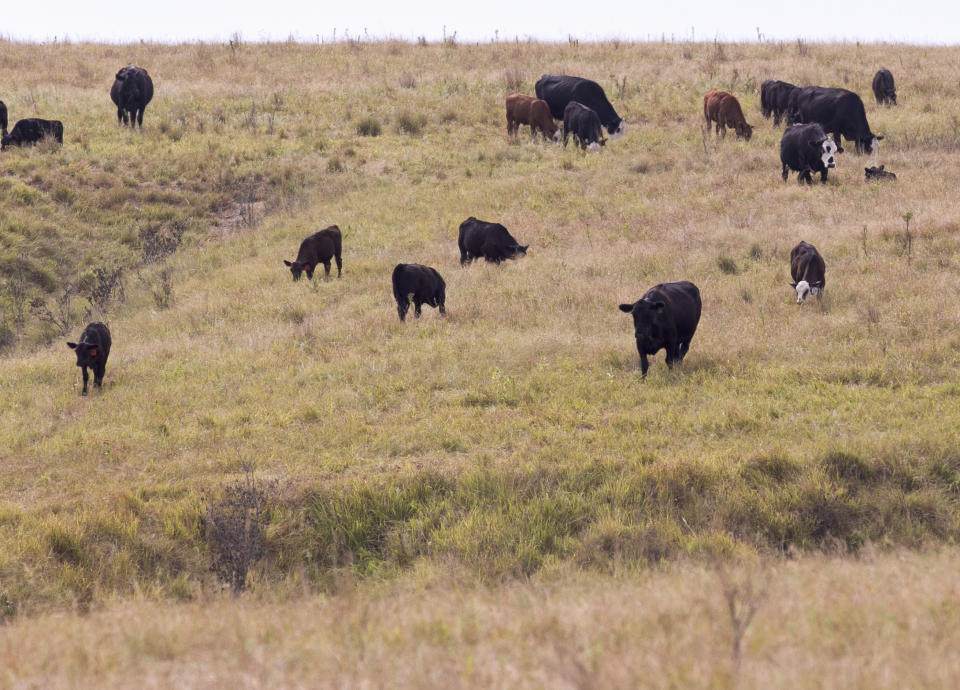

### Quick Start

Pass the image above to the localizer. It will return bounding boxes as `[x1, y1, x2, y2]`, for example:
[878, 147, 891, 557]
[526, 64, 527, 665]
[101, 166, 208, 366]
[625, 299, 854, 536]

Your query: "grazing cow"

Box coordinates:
[535, 74, 625, 137]
[1, 118, 63, 150]
[0, 100, 7, 136]
[618, 281, 702, 378]
[505, 93, 560, 141]
[865, 165, 897, 181]
[791, 86, 882, 154]
[110, 65, 154, 128]
[780, 123, 838, 185]
[872, 69, 896, 106]
[459, 217, 528, 265]
[66, 322, 112, 395]
[760, 79, 798, 126]
[392, 264, 446, 321]
[283, 225, 343, 280]
[703, 90, 753, 140]
[789, 241, 826, 305]
[563, 101, 606, 151]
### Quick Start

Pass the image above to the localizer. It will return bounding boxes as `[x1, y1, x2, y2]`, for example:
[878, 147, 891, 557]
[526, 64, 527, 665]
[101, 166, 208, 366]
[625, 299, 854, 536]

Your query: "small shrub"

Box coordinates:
[399, 73, 416, 89]
[203, 468, 273, 595]
[504, 68, 524, 92]
[152, 270, 173, 309]
[823, 451, 874, 483]
[717, 255, 738, 275]
[396, 110, 427, 136]
[327, 157, 344, 173]
[355, 117, 382, 137]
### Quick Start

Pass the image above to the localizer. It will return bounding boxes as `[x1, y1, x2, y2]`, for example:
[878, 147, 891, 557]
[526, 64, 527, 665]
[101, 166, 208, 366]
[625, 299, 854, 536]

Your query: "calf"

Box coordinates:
[790, 242, 826, 305]
[618, 281, 702, 377]
[1, 118, 63, 150]
[872, 69, 896, 106]
[458, 217, 528, 265]
[780, 123, 837, 184]
[562, 102, 605, 151]
[865, 165, 897, 181]
[392, 264, 446, 321]
[0, 100, 7, 136]
[505, 93, 560, 141]
[283, 225, 342, 280]
[703, 90, 753, 140]
[66, 323, 112, 395]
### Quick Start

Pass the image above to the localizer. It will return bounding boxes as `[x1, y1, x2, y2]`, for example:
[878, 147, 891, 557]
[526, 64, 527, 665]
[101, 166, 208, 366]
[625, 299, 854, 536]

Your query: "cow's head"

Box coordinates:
[865, 165, 896, 181]
[812, 136, 837, 169]
[0, 134, 9, 150]
[619, 299, 668, 348]
[67, 341, 99, 366]
[552, 129, 562, 142]
[283, 259, 314, 281]
[607, 119, 626, 139]
[510, 244, 529, 258]
[587, 137, 607, 153]
[737, 122, 753, 141]
[790, 279, 823, 304]
[866, 135, 882, 155]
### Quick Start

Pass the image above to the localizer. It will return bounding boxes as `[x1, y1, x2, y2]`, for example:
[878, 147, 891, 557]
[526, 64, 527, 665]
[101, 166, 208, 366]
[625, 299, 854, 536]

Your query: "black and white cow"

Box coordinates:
[458, 217, 528, 265]
[760, 79, 798, 127]
[0, 100, 7, 136]
[284, 225, 343, 280]
[66, 322, 112, 395]
[872, 69, 896, 106]
[392, 264, 446, 321]
[562, 102, 605, 152]
[535, 74, 625, 138]
[791, 86, 882, 154]
[618, 281, 702, 377]
[780, 123, 838, 185]
[1, 118, 63, 150]
[789, 241, 826, 305]
[110, 65, 154, 128]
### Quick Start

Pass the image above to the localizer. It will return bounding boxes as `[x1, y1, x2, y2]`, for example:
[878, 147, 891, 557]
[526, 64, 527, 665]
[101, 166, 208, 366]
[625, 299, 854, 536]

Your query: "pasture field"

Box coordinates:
[1, 38, 960, 684]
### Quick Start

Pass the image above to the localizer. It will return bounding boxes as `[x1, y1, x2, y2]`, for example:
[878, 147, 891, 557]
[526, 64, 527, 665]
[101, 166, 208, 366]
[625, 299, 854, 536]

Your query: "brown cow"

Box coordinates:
[505, 93, 560, 141]
[703, 89, 753, 140]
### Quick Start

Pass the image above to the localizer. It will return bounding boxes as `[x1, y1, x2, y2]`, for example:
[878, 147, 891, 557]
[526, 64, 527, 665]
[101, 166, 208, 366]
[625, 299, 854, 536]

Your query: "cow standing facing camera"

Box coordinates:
[619, 281, 701, 378]
[67, 323, 112, 395]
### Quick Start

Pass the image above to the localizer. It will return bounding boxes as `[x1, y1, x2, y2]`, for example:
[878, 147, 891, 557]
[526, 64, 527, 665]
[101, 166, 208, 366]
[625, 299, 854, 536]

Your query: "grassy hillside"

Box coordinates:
[1, 36, 960, 637]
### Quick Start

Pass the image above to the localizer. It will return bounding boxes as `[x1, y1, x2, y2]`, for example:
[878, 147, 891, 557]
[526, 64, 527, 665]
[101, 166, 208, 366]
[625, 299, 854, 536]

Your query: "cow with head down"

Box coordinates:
[458, 217, 528, 265]
[505, 93, 559, 141]
[284, 225, 343, 281]
[780, 123, 838, 184]
[619, 281, 702, 378]
[703, 89, 753, 140]
[536, 74, 625, 138]
[789, 241, 826, 305]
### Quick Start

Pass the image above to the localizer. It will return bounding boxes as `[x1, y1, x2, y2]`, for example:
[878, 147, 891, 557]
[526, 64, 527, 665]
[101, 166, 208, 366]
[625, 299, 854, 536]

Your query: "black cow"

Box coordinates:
[0, 100, 7, 136]
[67, 322, 112, 395]
[110, 65, 154, 128]
[392, 264, 445, 321]
[789, 241, 826, 305]
[618, 281, 701, 377]
[1, 118, 63, 150]
[780, 123, 838, 185]
[791, 86, 882, 154]
[760, 79, 797, 127]
[563, 102, 606, 151]
[872, 69, 896, 106]
[865, 165, 897, 181]
[458, 217, 528, 265]
[283, 225, 342, 280]
[536, 74, 625, 137]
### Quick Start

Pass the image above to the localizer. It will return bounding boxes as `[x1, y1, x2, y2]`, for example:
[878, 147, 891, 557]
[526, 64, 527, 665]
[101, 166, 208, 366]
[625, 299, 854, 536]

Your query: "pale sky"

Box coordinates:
[2, 0, 957, 44]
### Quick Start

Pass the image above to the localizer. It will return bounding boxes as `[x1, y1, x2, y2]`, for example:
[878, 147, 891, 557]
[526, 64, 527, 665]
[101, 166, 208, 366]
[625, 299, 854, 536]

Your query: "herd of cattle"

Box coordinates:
[1, 62, 895, 390]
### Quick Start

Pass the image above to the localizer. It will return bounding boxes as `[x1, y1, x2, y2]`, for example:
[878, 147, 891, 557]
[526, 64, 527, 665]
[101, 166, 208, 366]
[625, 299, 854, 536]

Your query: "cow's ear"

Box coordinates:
[878, 165, 884, 171]
[876, 135, 884, 141]
[865, 167, 870, 174]
[283, 260, 293, 267]
[812, 281, 824, 288]
[67, 341, 77, 349]
[618, 303, 634, 313]
[810, 139, 824, 149]
[520, 245, 529, 253]
[653, 301, 666, 313]
[789, 282, 797, 288]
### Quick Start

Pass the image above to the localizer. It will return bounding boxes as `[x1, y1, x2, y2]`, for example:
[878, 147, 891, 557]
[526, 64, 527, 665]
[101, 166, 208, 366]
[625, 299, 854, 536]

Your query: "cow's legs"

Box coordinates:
[397, 299, 409, 321]
[335, 254, 342, 277]
[117, 107, 125, 126]
[414, 301, 423, 318]
[137, 107, 145, 128]
[819, 169, 828, 183]
[81, 366, 90, 396]
[323, 261, 331, 278]
[639, 353, 650, 378]
[93, 363, 105, 388]
[782, 164, 790, 182]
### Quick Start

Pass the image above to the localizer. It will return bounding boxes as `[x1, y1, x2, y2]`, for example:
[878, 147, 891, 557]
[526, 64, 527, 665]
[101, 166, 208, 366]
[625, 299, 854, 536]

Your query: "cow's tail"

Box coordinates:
[331, 225, 343, 266]
[392, 264, 406, 303]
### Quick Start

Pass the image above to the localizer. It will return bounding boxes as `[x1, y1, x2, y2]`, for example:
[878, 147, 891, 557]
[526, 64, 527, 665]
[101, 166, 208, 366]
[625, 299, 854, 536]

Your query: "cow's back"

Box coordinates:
[644, 281, 702, 338]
